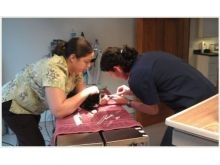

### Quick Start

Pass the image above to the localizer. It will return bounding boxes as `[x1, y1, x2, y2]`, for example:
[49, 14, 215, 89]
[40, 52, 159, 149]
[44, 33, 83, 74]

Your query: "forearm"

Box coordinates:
[128, 100, 159, 115]
[46, 86, 90, 118]
[109, 95, 160, 115]
[52, 90, 89, 118]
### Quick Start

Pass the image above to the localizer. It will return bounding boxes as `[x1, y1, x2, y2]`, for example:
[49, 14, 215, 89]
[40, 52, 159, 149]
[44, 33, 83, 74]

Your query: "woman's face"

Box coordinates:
[68, 52, 95, 74]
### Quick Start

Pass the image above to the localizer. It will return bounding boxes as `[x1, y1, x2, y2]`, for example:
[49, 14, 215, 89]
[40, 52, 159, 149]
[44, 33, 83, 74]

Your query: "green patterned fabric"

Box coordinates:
[2, 55, 83, 115]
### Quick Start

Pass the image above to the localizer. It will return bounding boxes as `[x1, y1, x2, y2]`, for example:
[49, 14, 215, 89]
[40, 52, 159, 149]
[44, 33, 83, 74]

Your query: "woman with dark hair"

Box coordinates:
[100, 45, 217, 146]
[2, 37, 99, 146]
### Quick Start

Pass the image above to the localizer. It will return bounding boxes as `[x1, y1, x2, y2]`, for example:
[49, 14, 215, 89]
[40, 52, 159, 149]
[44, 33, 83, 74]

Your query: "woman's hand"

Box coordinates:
[82, 86, 99, 97]
[116, 85, 132, 96]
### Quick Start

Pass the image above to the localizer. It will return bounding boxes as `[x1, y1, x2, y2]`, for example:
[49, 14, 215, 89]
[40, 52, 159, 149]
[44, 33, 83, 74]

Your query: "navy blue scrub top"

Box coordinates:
[128, 51, 216, 112]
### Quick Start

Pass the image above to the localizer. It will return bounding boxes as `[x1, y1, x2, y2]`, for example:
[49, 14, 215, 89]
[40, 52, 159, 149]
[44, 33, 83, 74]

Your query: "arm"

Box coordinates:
[45, 84, 99, 118]
[129, 99, 159, 115]
[100, 95, 159, 115]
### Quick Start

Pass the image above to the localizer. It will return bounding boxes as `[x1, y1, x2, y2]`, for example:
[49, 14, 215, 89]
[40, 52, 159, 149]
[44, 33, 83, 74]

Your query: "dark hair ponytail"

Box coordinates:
[120, 45, 138, 72]
[100, 45, 138, 73]
[51, 37, 93, 59]
[50, 40, 66, 57]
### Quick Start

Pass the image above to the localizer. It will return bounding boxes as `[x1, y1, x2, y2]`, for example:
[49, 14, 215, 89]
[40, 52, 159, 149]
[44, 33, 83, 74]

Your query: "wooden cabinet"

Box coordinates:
[136, 18, 190, 62]
[135, 18, 190, 127]
[198, 18, 218, 38]
[135, 103, 174, 127]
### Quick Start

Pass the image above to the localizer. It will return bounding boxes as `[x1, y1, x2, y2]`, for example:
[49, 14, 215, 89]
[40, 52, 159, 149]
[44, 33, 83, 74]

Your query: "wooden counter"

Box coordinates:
[166, 94, 219, 145]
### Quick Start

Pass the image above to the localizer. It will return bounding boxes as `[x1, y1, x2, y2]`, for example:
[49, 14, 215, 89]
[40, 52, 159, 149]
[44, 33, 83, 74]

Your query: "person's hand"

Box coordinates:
[116, 85, 132, 96]
[99, 94, 128, 105]
[110, 95, 128, 105]
[82, 86, 99, 96]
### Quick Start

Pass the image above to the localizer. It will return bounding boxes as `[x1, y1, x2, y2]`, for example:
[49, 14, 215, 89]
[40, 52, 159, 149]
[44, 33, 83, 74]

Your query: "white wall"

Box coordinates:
[2, 18, 135, 92]
[2, 18, 136, 121]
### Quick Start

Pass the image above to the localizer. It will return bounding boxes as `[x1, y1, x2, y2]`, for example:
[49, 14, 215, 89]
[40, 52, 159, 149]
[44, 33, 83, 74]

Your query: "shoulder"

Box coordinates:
[45, 55, 68, 74]
[129, 65, 153, 88]
[47, 55, 66, 66]
[142, 51, 177, 58]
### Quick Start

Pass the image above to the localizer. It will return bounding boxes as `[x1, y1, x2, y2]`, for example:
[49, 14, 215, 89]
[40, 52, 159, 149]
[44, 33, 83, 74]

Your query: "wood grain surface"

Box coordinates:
[171, 95, 219, 133]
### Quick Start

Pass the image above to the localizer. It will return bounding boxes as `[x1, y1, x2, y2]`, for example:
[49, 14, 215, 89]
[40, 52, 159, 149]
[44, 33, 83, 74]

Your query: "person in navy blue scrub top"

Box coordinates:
[100, 46, 217, 146]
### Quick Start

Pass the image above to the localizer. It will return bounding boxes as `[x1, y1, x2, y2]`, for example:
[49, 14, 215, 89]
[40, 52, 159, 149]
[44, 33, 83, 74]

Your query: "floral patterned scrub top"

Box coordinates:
[2, 55, 83, 115]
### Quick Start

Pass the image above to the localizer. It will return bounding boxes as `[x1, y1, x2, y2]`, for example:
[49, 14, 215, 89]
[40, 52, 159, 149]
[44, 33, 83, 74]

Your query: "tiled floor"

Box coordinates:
[2, 121, 166, 146]
[143, 122, 167, 146]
